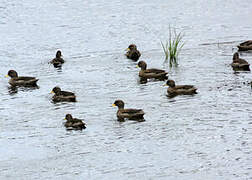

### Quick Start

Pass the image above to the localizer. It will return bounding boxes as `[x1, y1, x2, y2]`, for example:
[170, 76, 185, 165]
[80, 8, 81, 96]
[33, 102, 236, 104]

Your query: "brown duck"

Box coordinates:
[165, 80, 197, 97]
[125, 44, 141, 61]
[137, 61, 168, 82]
[237, 40, 252, 51]
[231, 52, 250, 71]
[64, 114, 86, 130]
[51, 86, 76, 102]
[50, 50, 65, 68]
[112, 100, 145, 122]
[5, 70, 38, 87]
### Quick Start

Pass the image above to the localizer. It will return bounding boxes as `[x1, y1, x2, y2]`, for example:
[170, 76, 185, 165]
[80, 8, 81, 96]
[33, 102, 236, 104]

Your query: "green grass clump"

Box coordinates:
[161, 27, 185, 67]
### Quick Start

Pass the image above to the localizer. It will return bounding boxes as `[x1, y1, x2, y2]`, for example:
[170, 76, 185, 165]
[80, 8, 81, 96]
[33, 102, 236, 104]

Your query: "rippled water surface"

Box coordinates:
[0, 1, 252, 179]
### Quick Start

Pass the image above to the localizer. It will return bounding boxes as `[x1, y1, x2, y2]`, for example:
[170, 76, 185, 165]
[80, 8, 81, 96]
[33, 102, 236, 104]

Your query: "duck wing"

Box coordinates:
[61, 91, 75, 96]
[50, 58, 64, 68]
[167, 87, 197, 96]
[10, 77, 38, 86]
[122, 109, 144, 114]
[52, 95, 76, 102]
[145, 68, 166, 74]
[140, 69, 168, 79]
[238, 45, 252, 51]
[176, 88, 197, 94]
[50, 58, 64, 64]
[118, 109, 145, 120]
[73, 118, 85, 123]
[175, 85, 195, 90]
[52, 91, 76, 102]
[72, 119, 86, 129]
[237, 58, 249, 64]
[238, 41, 252, 51]
[65, 120, 85, 130]
[240, 40, 252, 46]
[126, 50, 141, 61]
[231, 63, 250, 71]
[15, 76, 37, 81]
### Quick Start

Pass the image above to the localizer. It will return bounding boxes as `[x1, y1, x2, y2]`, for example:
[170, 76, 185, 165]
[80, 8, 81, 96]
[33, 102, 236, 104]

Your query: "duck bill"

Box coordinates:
[112, 104, 116, 107]
[125, 48, 130, 51]
[163, 84, 168, 87]
[5, 75, 9, 78]
[50, 91, 54, 94]
[136, 65, 139, 68]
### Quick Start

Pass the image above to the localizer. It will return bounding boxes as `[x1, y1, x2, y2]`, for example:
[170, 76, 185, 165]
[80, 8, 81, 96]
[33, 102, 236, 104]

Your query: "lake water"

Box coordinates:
[0, 0, 252, 179]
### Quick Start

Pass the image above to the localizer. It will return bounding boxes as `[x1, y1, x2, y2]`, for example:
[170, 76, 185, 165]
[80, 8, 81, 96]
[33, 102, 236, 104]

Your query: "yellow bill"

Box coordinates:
[136, 65, 139, 68]
[5, 75, 9, 78]
[50, 91, 54, 94]
[112, 104, 116, 107]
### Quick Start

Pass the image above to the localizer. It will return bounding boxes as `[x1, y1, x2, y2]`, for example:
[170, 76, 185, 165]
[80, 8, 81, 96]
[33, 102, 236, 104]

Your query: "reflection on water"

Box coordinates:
[8, 86, 18, 95]
[0, 0, 252, 179]
[8, 86, 40, 95]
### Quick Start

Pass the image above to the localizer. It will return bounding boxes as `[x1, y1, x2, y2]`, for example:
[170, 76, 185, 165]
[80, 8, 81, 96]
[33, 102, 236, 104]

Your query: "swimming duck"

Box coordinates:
[165, 80, 197, 97]
[237, 40, 252, 51]
[137, 61, 168, 82]
[64, 114, 86, 130]
[125, 44, 141, 61]
[50, 50, 65, 67]
[5, 70, 39, 87]
[112, 100, 145, 122]
[51, 86, 76, 102]
[231, 52, 250, 71]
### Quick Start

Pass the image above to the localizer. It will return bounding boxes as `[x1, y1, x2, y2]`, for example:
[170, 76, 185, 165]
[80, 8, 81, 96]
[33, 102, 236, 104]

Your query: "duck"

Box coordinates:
[51, 86, 76, 102]
[5, 70, 39, 87]
[50, 50, 65, 68]
[231, 52, 250, 71]
[237, 40, 252, 51]
[112, 100, 145, 122]
[125, 44, 141, 61]
[165, 79, 197, 97]
[137, 61, 168, 83]
[64, 114, 86, 130]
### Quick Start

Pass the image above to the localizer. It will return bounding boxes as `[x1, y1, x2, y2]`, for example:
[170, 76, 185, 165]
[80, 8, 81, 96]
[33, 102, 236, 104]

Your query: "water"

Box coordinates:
[0, 0, 252, 179]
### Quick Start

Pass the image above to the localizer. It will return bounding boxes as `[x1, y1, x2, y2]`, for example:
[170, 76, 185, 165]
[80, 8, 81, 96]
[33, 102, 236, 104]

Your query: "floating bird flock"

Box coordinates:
[4, 41, 252, 130]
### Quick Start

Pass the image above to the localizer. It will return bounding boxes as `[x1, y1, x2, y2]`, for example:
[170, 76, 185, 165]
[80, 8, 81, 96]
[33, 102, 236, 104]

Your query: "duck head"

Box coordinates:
[233, 52, 239, 61]
[51, 86, 61, 95]
[112, 100, 125, 109]
[65, 114, 73, 121]
[126, 44, 137, 51]
[6, 70, 18, 78]
[56, 50, 62, 58]
[166, 80, 176, 87]
[128, 44, 137, 50]
[137, 61, 147, 70]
